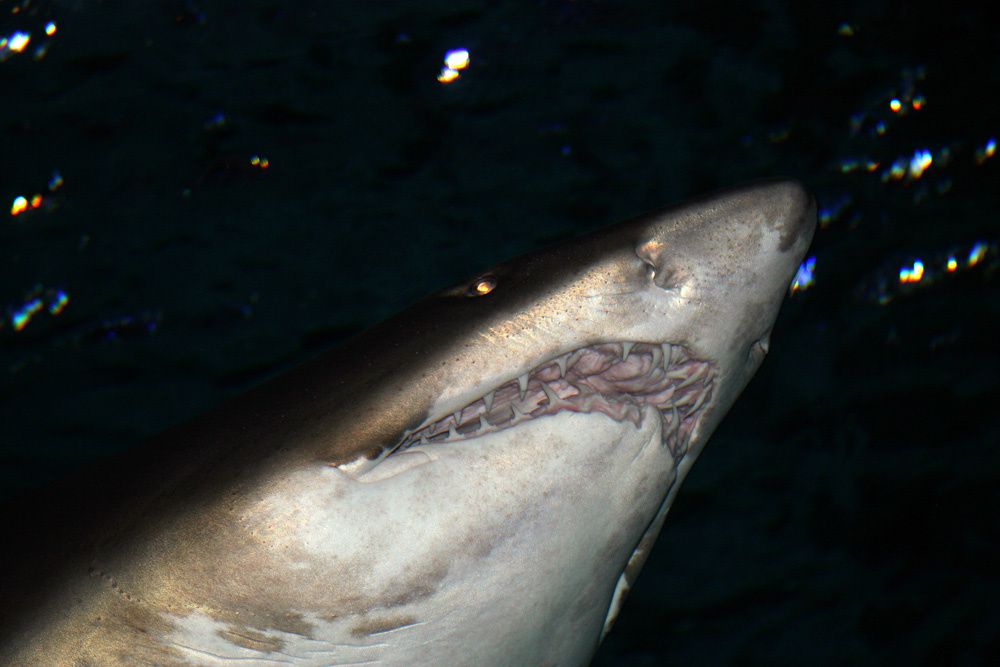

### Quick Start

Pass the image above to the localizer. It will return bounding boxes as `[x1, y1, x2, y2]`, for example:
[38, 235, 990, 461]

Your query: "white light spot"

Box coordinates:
[444, 48, 470, 71]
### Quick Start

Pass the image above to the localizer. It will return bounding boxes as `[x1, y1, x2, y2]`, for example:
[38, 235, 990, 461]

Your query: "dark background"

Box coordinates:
[1, 1, 997, 664]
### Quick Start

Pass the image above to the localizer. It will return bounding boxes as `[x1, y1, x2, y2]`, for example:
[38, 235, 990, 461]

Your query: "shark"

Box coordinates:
[0, 180, 815, 666]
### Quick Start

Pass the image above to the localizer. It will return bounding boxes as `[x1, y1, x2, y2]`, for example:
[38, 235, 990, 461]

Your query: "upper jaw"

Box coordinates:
[392, 340, 718, 465]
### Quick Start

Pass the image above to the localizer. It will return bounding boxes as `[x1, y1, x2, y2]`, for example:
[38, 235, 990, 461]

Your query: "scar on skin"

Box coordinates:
[351, 615, 419, 637]
[217, 626, 287, 653]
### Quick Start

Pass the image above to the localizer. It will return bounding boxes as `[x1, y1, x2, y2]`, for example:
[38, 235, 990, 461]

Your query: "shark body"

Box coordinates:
[0, 181, 815, 666]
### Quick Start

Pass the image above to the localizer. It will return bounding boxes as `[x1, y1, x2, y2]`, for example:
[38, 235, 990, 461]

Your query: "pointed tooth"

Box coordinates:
[689, 388, 708, 414]
[453, 410, 462, 425]
[511, 403, 526, 419]
[677, 364, 707, 389]
[667, 368, 689, 380]
[649, 344, 662, 369]
[661, 343, 673, 369]
[622, 341, 634, 360]
[448, 424, 459, 439]
[484, 390, 494, 412]
[555, 354, 568, 377]
[479, 414, 490, 430]
[517, 373, 529, 400]
[541, 382, 563, 408]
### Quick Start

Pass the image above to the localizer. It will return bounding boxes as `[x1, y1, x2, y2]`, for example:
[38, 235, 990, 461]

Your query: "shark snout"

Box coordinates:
[767, 180, 816, 254]
[631, 180, 815, 295]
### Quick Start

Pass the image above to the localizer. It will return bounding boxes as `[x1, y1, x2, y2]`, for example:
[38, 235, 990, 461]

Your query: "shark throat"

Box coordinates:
[398, 342, 716, 460]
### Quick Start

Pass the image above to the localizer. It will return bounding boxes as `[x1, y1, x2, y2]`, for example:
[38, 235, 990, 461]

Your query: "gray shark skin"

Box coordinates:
[0, 181, 815, 666]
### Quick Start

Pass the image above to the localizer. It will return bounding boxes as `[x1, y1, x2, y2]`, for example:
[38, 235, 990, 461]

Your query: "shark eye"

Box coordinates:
[466, 275, 497, 297]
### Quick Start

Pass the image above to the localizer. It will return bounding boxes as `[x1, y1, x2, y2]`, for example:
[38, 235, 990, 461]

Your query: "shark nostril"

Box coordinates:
[636, 242, 676, 291]
[650, 267, 676, 290]
[636, 240, 660, 266]
[639, 261, 677, 290]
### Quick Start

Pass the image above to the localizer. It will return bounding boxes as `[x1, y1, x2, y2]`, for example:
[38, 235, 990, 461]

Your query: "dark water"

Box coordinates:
[1, 1, 997, 664]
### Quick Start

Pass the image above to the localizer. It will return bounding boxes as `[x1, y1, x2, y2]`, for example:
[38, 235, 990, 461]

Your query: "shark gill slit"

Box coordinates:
[396, 342, 716, 460]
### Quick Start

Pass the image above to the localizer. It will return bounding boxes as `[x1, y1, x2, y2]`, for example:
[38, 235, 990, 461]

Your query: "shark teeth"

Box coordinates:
[398, 342, 715, 458]
[666, 367, 690, 381]
[676, 363, 707, 389]
[689, 386, 709, 414]
[555, 354, 568, 377]
[541, 382, 573, 409]
[649, 344, 662, 369]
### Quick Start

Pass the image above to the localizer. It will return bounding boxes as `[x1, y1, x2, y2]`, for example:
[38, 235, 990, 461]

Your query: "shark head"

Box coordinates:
[194, 180, 815, 664]
[364, 179, 815, 472]
[0, 181, 815, 667]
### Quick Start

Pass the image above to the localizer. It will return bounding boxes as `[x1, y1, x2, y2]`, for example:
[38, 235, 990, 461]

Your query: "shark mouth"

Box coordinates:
[397, 342, 716, 460]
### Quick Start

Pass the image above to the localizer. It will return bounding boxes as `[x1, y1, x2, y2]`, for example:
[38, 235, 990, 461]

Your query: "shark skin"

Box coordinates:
[0, 181, 815, 666]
